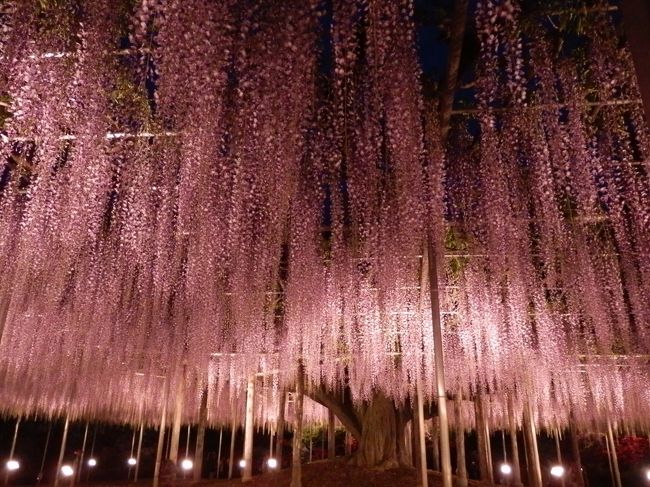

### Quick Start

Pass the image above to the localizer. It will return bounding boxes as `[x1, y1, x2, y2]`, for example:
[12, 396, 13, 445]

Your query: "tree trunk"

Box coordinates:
[352, 391, 400, 469]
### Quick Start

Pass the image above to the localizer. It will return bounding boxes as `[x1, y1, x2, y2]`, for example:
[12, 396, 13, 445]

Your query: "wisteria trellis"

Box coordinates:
[0, 0, 648, 435]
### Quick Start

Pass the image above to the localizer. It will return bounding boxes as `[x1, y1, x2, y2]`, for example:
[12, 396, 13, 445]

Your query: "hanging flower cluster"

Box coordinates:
[0, 0, 647, 435]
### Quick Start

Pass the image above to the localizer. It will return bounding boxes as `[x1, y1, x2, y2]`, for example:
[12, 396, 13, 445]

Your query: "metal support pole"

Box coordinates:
[54, 417, 70, 487]
[228, 419, 236, 479]
[4, 418, 21, 486]
[185, 424, 191, 458]
[216, 428, 223, 479]
[134, 423, 144, 482]
[522, 403, 542, 487]
[426, 240, 452, 487]
[454, 396, 467, 487]
[194, 388, 208, 481]
[37, 423, 52, 484]
[606, 420, 622, 487]
[153, 379, 169, 487]
[242, 377, 255, 482]
[569, 421, 585, 487]
[76, 423, 88, 484]
[169, 378, 185, 466]
[328, 409, 336, 460]
[276, 390, 286, 466]
[416, 378, 429, 487]
[291, 364, 304, 487]
[507, 395, 522, 486]
[555, 432, 565, 487]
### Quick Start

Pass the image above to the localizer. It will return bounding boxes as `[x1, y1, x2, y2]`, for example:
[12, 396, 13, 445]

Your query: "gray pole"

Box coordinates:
[228, 419, 236, 480]
[454, 396, 467, 487]
[216, 427, 223, 479]
[569, 421, 585, 487]
[242, 377, 255, 481]
[37, 423, 52, 484]
[194, 388, 208, 481]
[291, 364, 304, 487]
[134, 423, 144, 482]
[606, 420, 622, 487]
[75, 423, 88, 484]
[522, 404, 542, 487]
[507, 394, 522, 486]
[416, 378, 428, 487]
[425, 240, 452, 487]
[153, 378, 169, 487]
[54, 417, 70, 487]
[276, 391, 286, 466]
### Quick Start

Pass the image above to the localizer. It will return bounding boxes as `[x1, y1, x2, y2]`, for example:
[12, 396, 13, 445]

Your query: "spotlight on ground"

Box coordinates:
[181, 459, 193, 471]
[550, 465, 565, 478]
[61, 465, 74, 477]
[645, 468, 650, 481]
[6, 460, 19, 471]
[499, 463, 512, 475]
[238, 459, 246, 468]
[87, 458, 97, 467]
[127, 457, 137, 466]
[267, 458, 278, 469]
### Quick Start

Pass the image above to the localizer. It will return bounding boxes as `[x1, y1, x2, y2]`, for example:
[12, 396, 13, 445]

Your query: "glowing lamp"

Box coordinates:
[87, 458, 97, 467]
[6, 460, 19, 471]
[238, 459, 246, 468]
[180, 459, 193, 471]
[127, 457, 137, 466]
[550, 465, 565, 478]
[267, 458, 278, 469]
[499, 463, 512, 475]
[61, 465, 74, 477]
[645, 469, 650, 481]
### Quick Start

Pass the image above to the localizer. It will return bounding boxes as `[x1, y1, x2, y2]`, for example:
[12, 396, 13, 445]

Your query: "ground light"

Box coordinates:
[6, 460, 19, 471]
[645, 468, 650, 481]
[267, 458, 278, 469]
[61, 465, 74, 477]
[87, 458, 97, 467]
[127, 458, 137, 466]
[238, 459, 246, 468]
[499, 464, 512, 475]
[180, 459, 193, 471]
[550, 465, 565, 478]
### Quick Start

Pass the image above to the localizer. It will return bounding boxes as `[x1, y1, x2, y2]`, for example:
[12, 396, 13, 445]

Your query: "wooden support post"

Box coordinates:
[291, 365, 304, 487]
[454, 396, 467, 487]
[416, 379, 428, 487]
[621, 0, 650, 123]
[328, 409, 336, 460]
[606, 419, 622, 487]
[54, 417, 70, 487]
[276, 390, 286, 466]
[194, 388, 208, 481]
[228, 419, 236, 480]
[242, 377, 255, 482]
[522, 403, 542, 487]
[134, 423, 144, 482]
[507, 395, 522, 486]
[153, 378, 169, 487]
[569, 421, 584, 487]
